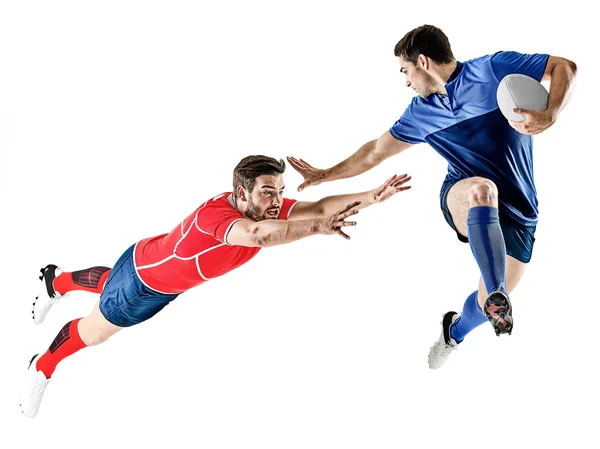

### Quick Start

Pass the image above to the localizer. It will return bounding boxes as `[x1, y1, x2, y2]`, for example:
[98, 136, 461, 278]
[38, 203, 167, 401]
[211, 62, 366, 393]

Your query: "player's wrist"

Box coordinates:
[320, 167, 333, 183]
[366, 189, 378, 205]
[310, 218, 325, 235]
[546, 105, 559, 124]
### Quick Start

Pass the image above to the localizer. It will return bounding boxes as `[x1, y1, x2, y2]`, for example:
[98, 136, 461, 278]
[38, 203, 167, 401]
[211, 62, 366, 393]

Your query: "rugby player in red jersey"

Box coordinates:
[20, 155, 411, 417]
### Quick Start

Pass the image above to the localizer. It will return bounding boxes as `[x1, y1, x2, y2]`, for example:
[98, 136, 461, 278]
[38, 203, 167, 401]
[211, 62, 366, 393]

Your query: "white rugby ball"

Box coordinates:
[496, 74, 548, 122]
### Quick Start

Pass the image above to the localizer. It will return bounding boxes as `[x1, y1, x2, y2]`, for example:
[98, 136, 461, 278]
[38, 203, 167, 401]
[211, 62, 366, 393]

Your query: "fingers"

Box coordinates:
[376, 175, 397, 197]
[326, 214, 357, 241]
[339, 207, 360, 220]
[383, 174, 410, 187]
[334, 220, 357, 227]
[508, 122, 529, 134]
[338, 209, 360, 222]
[287, 156, 313, 170]
[513, 108, 532, 117]
[383, 174, 397, 188]
[390, 174, 410, 185]
[287, 156, 321, 191]
[337, 229, 351, 240]
[286, 157, 304, 172]
[287, 157, 313, 175]
[298, 158, 314, 169]
[391, 174, 412, 189]
[374, 174, 412, 200]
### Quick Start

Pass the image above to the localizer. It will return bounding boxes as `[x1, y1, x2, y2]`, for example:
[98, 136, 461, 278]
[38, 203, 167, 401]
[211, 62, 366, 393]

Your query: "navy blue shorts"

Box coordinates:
[440, 182, 536, 263]
[99, 244, 179, 327]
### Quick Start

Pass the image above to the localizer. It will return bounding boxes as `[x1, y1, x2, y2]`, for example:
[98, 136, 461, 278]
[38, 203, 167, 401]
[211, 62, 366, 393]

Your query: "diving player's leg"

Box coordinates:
[33, 265, 111, 325]
[20, 299, 122, 418]
[21, 244, 179, 417]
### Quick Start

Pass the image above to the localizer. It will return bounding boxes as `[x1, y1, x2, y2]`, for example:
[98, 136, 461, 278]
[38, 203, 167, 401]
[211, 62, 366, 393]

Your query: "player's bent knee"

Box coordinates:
[86, 331, 113, 346]
[468, 178, 498, 206]
[80, 325, 118, 346]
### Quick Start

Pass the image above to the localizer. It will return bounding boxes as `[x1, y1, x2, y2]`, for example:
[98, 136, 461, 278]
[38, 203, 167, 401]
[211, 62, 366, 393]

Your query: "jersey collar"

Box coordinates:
[446, 61, 463, 85]
[227, 193, 236, 209]
[443, 61, 463, 101]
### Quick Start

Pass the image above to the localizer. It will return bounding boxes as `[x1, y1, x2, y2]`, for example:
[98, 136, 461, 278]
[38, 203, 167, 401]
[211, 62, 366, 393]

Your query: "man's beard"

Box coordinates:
[245, 199, 279, 221]
[418, 71, 437, 98]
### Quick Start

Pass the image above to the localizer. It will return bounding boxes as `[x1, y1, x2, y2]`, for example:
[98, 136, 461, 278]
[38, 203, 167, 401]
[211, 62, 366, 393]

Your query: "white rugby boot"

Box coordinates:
[428, 311, 460, 370]
[19, 354, 51, 418]
[33, 265, 65, 324]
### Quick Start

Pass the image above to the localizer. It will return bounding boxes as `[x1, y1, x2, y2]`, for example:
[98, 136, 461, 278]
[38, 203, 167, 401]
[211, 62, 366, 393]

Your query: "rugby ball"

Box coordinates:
[496, 74, 548, 122]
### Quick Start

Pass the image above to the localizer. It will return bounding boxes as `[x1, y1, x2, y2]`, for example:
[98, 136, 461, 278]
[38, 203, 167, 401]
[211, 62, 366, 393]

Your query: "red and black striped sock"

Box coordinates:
[53, 266, 111, 295]
[36, 319, 87, 378]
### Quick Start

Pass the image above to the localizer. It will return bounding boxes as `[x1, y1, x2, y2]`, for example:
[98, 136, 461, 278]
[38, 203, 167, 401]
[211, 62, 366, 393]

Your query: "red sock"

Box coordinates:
[53, 267, 111, 295]
[36, 318, 87, 378]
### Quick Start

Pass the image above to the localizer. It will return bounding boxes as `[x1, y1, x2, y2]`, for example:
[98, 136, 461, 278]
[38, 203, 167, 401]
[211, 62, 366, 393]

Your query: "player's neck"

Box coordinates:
[432, 61, 457, 95]
[230, 193, 244, 217]
[440, 60, 458, 83]
[432, 60, 458, 95]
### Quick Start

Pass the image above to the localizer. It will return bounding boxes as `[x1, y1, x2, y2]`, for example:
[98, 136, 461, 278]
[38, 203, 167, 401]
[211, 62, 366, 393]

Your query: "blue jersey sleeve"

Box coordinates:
[389, 102, 425, 144]
[490, 51, 549, 82]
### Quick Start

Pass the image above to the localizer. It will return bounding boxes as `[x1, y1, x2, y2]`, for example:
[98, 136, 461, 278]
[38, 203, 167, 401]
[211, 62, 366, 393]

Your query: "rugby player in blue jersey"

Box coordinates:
[287, 25, 576, 369]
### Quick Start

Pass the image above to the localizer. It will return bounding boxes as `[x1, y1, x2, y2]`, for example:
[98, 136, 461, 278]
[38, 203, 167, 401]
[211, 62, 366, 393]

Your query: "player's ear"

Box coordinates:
[418, 54, 429, 70]
[237, 185, 248, 202]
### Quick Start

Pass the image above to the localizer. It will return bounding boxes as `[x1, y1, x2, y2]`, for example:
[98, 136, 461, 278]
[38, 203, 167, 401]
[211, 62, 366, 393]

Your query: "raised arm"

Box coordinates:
[226, 202, 361, 247]
[287, 131, 413, 192]
[288, 174, 411, 220]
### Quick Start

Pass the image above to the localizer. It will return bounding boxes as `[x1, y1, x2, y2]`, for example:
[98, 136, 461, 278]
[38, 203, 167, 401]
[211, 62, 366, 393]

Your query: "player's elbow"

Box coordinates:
[247, 223, 277, 247]
[366, 151, 386, 167]
[370, 134, 408, 166]
[366, 141, 387, 167]
[352, 139, 382, 170]
[308, 202, 327, 218]
[555, 57, 577, 77]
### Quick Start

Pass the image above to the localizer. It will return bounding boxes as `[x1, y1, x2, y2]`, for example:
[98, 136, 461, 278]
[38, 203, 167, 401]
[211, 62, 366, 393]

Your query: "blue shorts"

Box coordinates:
[99, 244, 179, 327]
[440, 182, 536, 263]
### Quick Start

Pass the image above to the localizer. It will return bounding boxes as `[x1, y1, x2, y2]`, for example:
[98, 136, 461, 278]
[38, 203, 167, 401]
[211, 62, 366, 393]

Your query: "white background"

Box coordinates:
[1, 1, 597, 448]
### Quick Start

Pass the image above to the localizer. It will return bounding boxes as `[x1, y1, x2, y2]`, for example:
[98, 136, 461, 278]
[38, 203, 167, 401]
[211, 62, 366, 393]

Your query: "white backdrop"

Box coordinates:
[1, 1, 597, 448]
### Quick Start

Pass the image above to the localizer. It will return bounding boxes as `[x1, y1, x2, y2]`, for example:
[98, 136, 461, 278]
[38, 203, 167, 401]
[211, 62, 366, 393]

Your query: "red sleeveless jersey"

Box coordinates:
[133, 192, 298, 294]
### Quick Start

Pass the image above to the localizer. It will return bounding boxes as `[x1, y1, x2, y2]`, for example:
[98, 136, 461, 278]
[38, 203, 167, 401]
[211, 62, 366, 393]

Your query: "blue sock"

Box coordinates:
[450, 291, 487, 343]
[467, 206, 506, 294]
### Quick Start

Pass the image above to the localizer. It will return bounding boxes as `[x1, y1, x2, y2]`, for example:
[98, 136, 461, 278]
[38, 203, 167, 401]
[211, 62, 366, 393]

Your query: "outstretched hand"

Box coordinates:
[371, 174, 412, 203]
[319, 201, 361, 240]
[509, 108, 556, 135]
[286, 157, 326, 192]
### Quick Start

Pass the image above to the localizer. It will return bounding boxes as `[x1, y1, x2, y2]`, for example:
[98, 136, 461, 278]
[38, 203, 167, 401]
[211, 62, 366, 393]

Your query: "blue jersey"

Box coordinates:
[390, 51, 549, 226]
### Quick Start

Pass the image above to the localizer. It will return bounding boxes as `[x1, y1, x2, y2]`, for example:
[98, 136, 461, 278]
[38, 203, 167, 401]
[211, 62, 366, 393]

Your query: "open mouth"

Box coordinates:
[266, 209, 279, 218]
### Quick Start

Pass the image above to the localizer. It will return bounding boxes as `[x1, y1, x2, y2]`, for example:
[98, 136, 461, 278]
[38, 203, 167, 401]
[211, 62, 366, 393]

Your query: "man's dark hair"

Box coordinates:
[233, 155, 286, 197]
[394, 25, 455, 64]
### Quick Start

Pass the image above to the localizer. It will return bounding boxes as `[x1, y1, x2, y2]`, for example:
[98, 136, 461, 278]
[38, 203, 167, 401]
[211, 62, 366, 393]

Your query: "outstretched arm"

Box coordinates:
[511, 55, 577, 135]
[288, 174, 411, 220]
[287, 131, 413, 192]
[226, 202, 361, 247]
